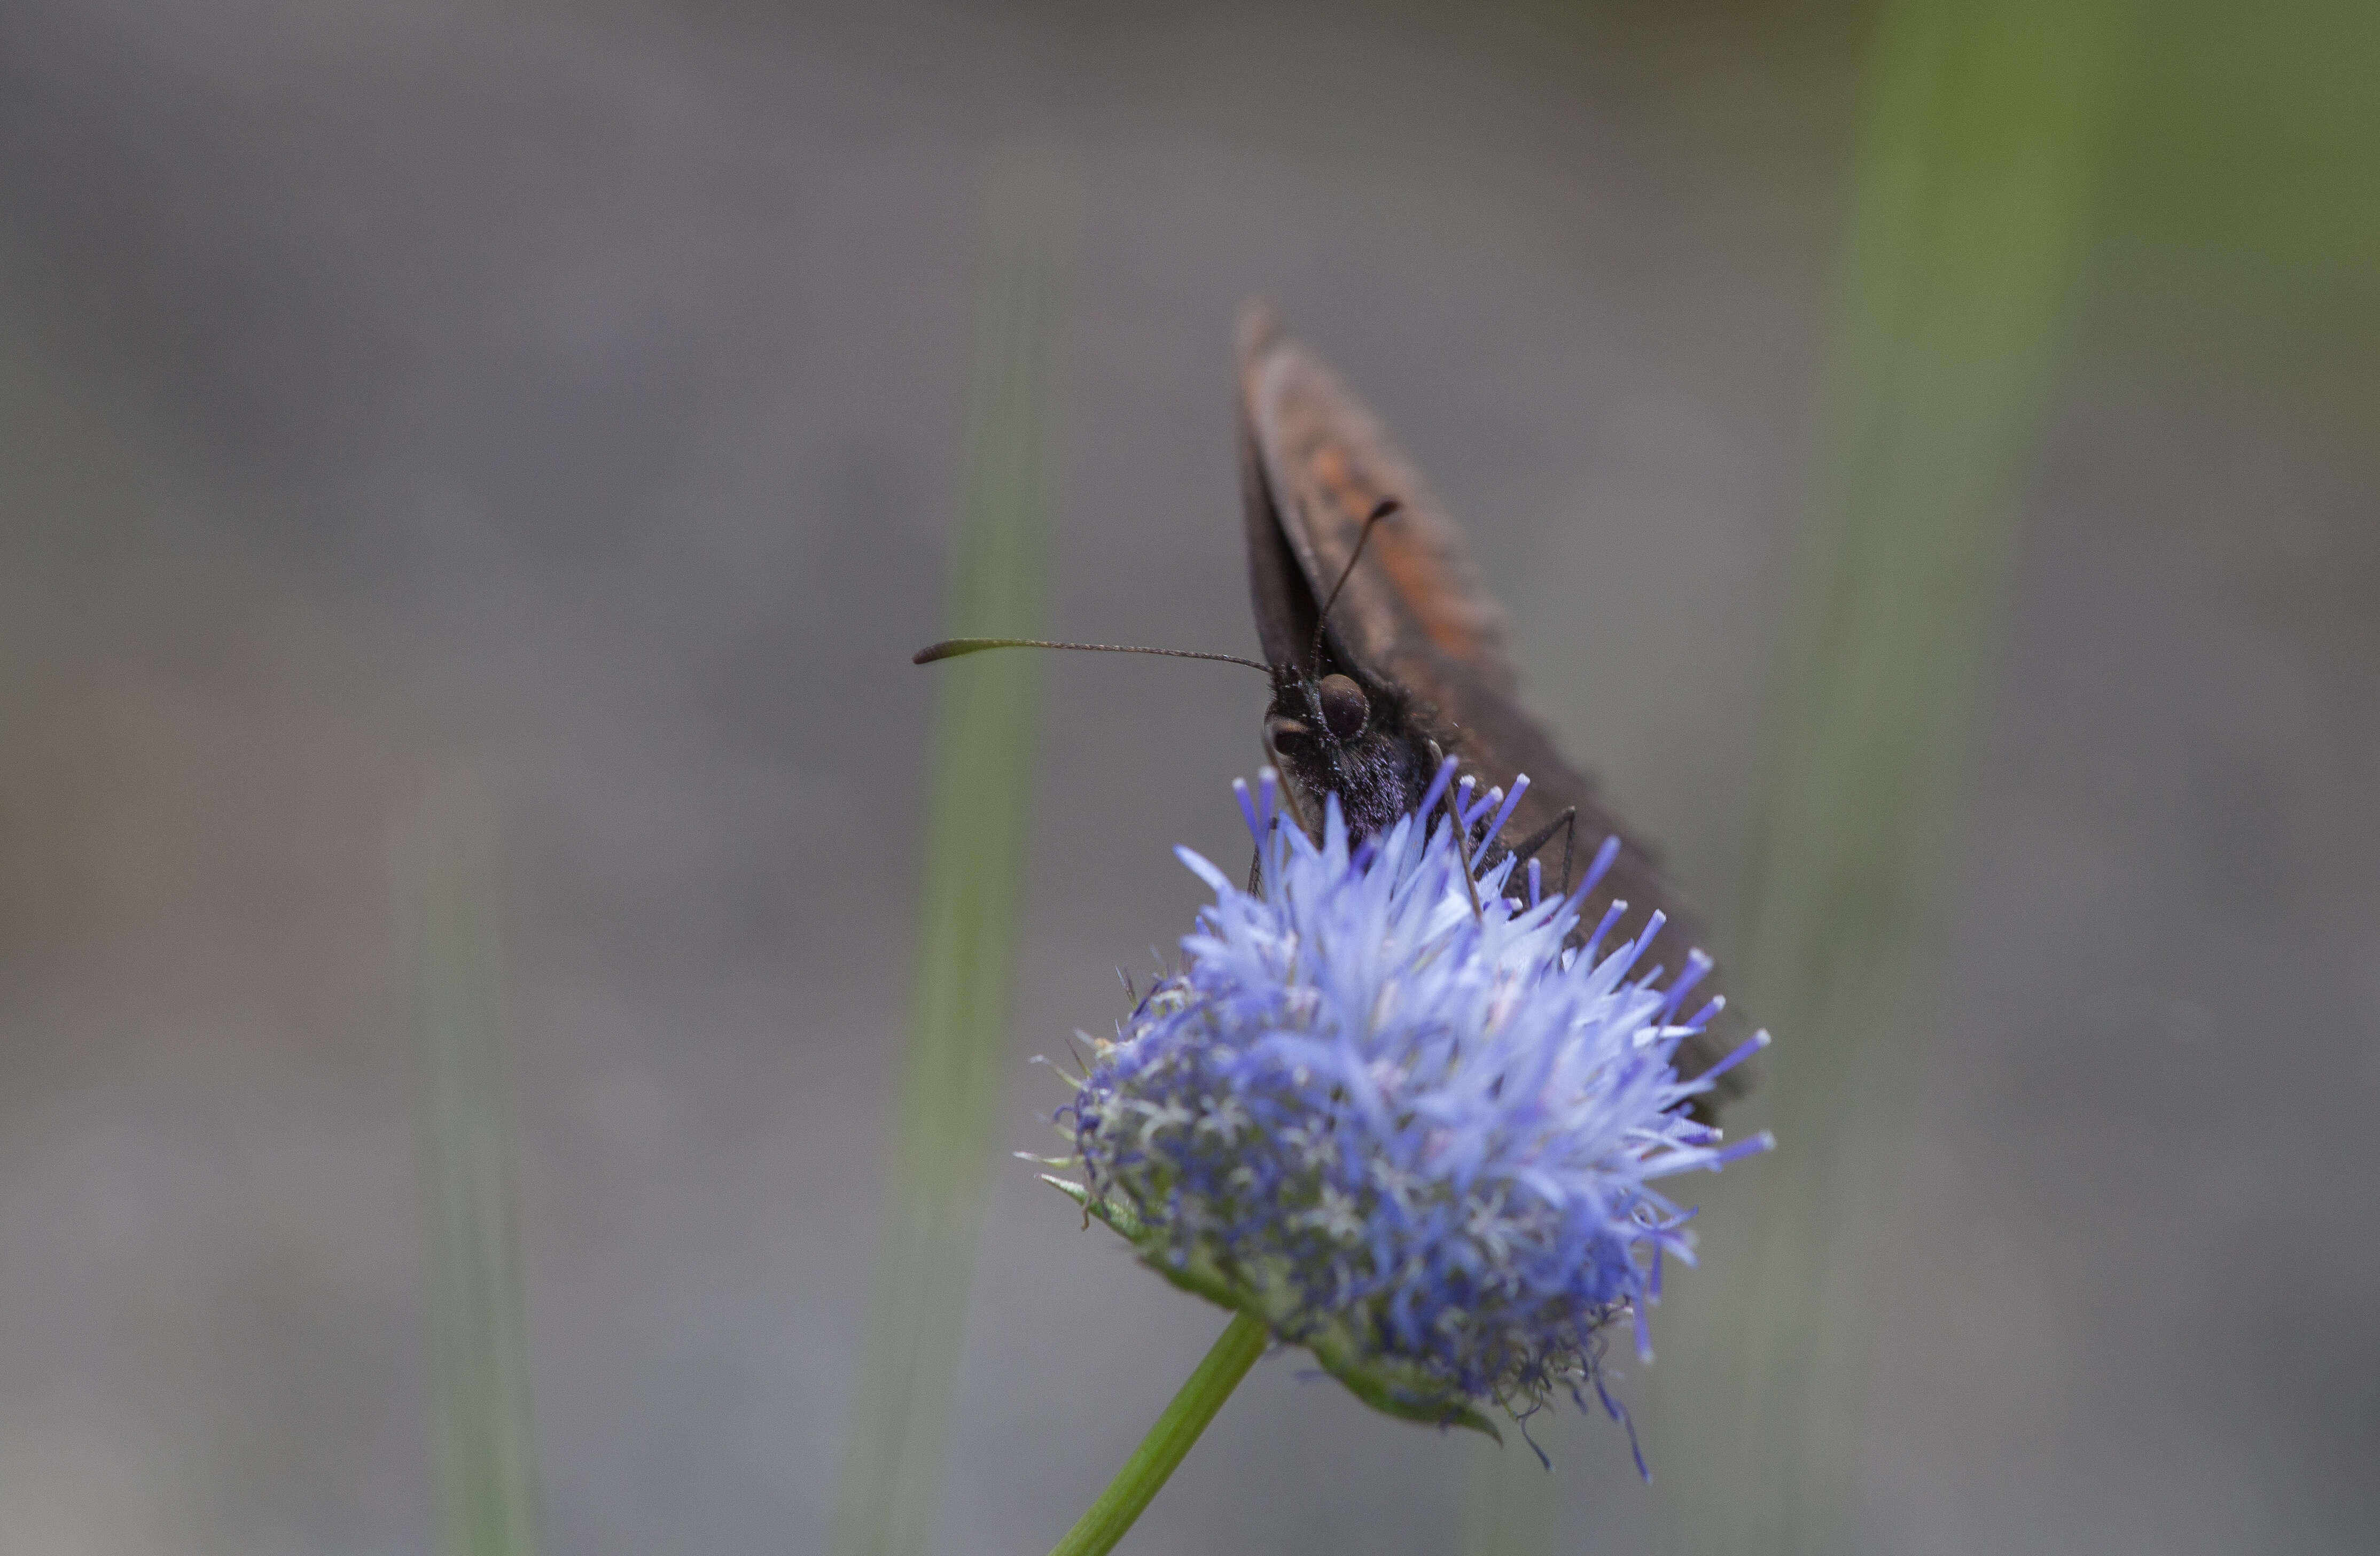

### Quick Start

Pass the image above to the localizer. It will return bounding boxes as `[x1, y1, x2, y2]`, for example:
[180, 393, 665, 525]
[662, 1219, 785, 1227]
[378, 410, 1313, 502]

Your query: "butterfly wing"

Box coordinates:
[1238, 305, 1755, 1110]
[1239, 306, 1518, 694]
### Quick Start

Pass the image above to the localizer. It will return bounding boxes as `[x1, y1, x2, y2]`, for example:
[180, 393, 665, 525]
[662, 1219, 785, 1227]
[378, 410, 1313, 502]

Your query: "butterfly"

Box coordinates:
[919, 305, 1754, 1116]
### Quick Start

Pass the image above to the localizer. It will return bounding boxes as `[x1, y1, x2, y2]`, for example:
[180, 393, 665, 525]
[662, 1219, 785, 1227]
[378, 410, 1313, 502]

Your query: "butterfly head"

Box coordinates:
[1262, 659, 1435, 842]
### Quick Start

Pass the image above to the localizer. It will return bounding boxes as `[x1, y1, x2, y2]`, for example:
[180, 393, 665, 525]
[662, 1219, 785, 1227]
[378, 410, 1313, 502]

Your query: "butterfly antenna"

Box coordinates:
[1307, 497, 1402, 671]
[913, 637, 1269, 671]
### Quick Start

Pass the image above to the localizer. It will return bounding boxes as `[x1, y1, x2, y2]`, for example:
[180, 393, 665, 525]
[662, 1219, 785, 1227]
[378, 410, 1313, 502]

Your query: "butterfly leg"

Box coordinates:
[1506, 807, 1578, 896]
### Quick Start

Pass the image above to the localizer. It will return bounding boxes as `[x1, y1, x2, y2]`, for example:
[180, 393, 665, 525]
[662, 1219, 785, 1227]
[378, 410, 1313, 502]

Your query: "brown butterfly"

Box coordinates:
[919, 305, 1755, 1116]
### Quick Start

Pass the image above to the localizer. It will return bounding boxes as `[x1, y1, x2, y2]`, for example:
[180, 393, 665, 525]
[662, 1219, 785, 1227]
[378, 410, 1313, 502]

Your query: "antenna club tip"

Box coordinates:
[911, 641, 951, 665]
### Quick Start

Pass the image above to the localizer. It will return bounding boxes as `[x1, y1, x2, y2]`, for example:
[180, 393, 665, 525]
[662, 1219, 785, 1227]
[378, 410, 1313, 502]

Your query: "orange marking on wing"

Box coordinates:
[1377, 541, 1493, 665]
[1304, 440, 1494, 669]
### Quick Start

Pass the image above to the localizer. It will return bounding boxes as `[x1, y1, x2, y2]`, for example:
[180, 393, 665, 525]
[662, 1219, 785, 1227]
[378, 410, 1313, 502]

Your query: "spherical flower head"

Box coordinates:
[1047, 765, 1772, 1466]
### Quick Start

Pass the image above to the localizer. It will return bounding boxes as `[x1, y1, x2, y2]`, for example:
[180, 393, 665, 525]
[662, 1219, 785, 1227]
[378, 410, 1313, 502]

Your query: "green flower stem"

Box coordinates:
[1049, 1311, 1269, 1556]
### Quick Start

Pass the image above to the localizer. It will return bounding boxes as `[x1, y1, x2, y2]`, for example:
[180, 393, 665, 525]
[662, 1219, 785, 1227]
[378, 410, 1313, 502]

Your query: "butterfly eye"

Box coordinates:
[1316, 674, 1370, 742]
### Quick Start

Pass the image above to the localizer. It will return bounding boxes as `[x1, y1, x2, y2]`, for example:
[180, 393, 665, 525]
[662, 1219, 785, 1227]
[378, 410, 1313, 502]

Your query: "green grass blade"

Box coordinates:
[1658, 2, 2126, 1551]
[405, 800, 544, 1556]
[1461, 1429, 1556, 1556]
[830, 157, 1073, 1556]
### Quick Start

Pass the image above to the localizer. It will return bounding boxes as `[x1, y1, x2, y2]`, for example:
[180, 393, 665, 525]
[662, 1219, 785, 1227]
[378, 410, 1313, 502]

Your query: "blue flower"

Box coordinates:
[1045, 764, 1771, 1467]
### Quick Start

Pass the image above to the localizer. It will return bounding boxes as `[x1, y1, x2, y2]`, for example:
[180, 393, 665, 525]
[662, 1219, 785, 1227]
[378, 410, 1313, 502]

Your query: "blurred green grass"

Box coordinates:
[2109, 0, 2380, 374]
[1461, 2, 2133, 1549]
[829, 159, 1072, 1556]
[1659, 1, 2125, 1552]
[406, 802, 544, 1556]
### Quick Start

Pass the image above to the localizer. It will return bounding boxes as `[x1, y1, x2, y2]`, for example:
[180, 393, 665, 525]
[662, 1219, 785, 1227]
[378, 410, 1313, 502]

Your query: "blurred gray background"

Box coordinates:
[1, 1, 2373, 1553]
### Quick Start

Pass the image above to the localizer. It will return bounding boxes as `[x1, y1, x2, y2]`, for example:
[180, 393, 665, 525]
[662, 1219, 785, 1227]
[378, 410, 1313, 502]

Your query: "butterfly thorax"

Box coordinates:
[1262, 663, 1441, 842]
